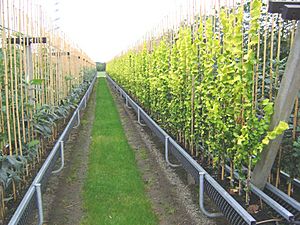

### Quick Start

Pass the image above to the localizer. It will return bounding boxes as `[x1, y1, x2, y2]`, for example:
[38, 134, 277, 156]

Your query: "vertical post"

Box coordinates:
[165, 135, 169, 162]
[125, 95, 132, 109]
[25, 43, 33, 83]
[199, 172, 205, 209]
[52, 141, 65, 174]
[84, 96, 87, 109]
[25, 43, 33, 98]
[34, 183, 43, 225]
[252, 22, 300, 189]
[164, 136, 181, 167]
[73, 110, 81, 129]
[137, 108, 146, 126]
[198, 172, 223, 218]
[88, 81, 92, 99]
[60, 141, 64, 168]
[138, 108, 141, 124]
[77, 110, 80, 126]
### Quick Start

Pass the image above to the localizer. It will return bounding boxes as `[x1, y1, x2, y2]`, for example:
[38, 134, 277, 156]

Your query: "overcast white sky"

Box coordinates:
[51, 0, 190, 63]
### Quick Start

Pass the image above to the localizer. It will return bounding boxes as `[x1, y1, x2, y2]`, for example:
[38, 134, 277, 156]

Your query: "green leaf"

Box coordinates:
[27, 140, 40, 148]
[30, 79, 44, 85]
[275, 121, 289, 133]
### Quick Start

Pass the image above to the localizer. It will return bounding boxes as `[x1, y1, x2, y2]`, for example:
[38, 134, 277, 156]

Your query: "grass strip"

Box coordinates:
[81, 77, 157, 225]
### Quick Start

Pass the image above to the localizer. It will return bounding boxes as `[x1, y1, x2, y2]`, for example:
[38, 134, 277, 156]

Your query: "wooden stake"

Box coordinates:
[269, 15, 275, 100]
[246, 156, 252, 205]
[274, 19, 282, 92]
[1, 0, 13, 155]
[230, 160, 234, 187]
[221, 158, 225, 180]
[275, 147, 282, 188]
[8, 1, 19, 156]
[12, 180, 17, 201]
[0, 186, 5, 220]
[287, 182, 292, 196]
[261, 15, 268, 100]
[292, 98, 298, 140]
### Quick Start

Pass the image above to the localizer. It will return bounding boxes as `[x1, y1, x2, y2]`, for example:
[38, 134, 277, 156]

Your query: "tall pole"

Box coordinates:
[252, 22, 300, 189]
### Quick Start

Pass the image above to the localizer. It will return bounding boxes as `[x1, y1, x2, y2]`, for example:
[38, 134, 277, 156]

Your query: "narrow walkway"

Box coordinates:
[43, 78, 97, 225]
[110, 78, 219, 225]
[42, 75, 220, 225]
[81, 77, 158, 225]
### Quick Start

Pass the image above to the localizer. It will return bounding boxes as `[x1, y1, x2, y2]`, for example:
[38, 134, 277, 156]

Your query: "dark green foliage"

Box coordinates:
[96, 62, 106, 72]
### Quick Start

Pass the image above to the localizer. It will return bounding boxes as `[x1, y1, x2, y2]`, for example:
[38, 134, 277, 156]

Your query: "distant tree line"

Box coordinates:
[96, 62, 106, 71]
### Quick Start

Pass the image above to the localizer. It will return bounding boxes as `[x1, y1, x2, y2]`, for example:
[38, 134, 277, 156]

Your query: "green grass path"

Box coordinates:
[81, 77, 157, 225]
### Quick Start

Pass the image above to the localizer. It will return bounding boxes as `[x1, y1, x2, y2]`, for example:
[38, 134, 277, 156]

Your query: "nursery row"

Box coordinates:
[107, 0, 300, 204]
[0, 0, 95, 221]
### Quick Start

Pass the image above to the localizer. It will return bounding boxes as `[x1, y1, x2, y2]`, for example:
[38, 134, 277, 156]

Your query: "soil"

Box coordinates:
[41, 81, 97, 225]
[109, 82, 227, 225]
[40, 77, 227, 225]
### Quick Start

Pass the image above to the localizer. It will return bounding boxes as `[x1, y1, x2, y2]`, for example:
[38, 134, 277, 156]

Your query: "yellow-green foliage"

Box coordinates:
[107, 0, 289, 174]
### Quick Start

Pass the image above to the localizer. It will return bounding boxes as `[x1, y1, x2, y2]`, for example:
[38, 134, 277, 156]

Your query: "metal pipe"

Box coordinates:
[199, 172, 223, 218]
[83, 96, 87, 109]
[224, 165, 295, 222]
[73, 110, 81, 128]
[251, 184, 294, 222]
[220, 156, 300, 216]
[280, 170, 300, 188]
[52, 141, 65, 174]
[265, 182, 300, 212]
[165, 136, 181, 167]
[7, 187, 35, 225]
[125, 95, 132, 109]
[137, 108, 146, 126]
[34, 183, 43, 225]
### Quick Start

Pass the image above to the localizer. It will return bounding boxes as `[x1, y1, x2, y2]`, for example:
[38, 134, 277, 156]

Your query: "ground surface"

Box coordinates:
[80, 78, 157, 224]
[41, 76, 226, 225]
[42, 80, 97, 225]
[109, 80, 226, 225]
